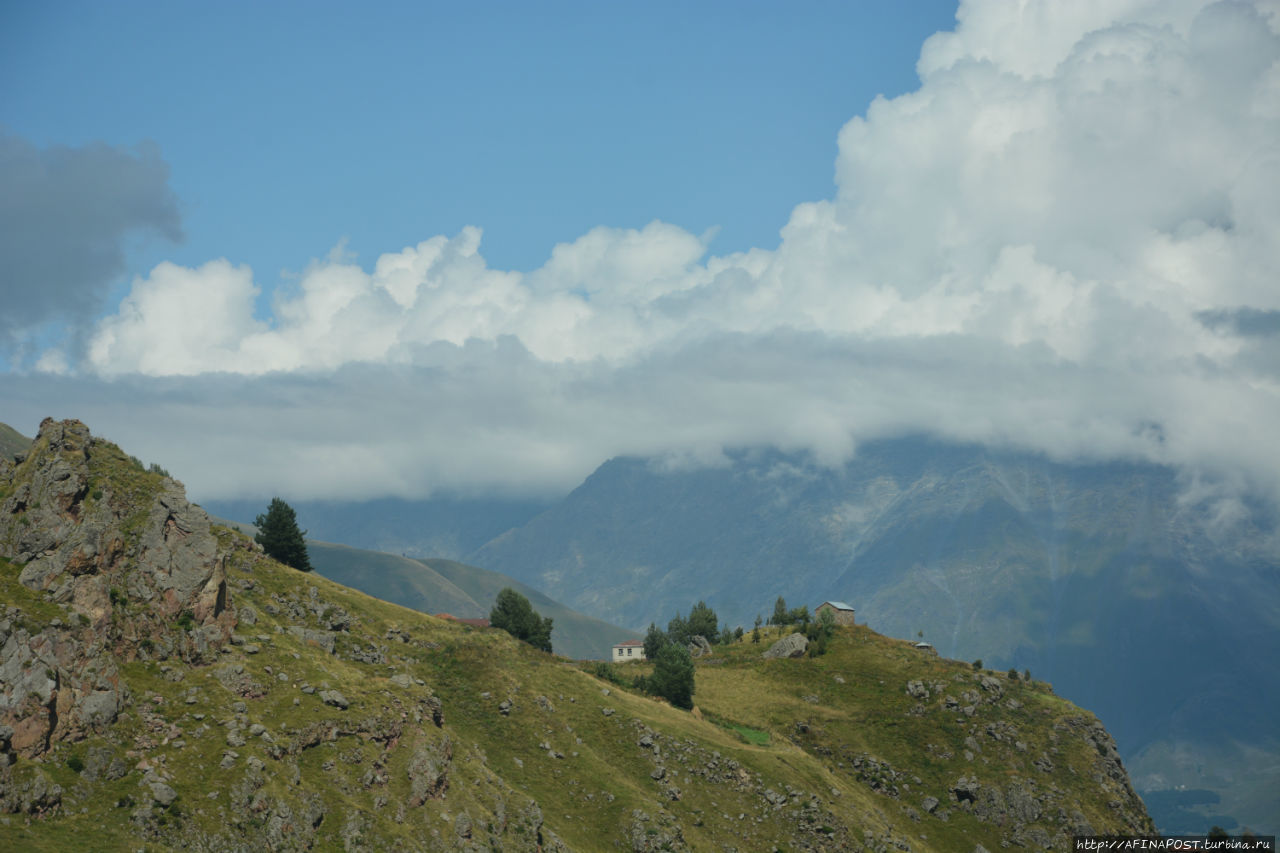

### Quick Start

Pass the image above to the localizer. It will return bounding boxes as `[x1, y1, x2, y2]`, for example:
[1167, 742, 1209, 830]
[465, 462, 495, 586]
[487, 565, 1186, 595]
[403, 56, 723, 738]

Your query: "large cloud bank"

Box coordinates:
[14, 0, 1280, 508]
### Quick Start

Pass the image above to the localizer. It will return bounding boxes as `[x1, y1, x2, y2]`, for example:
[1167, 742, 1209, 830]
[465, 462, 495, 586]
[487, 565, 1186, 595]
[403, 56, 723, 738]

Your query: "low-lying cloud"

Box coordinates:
[6, 0, 1279, 511]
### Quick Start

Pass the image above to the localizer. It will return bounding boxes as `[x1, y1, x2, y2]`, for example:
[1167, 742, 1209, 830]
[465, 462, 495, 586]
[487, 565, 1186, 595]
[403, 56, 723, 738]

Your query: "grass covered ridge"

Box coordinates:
[2, 521, 1151, 852]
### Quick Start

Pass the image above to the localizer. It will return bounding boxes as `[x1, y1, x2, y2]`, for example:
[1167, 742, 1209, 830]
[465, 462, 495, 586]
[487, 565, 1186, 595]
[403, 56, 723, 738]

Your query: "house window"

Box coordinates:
[627, 647, 632, 656]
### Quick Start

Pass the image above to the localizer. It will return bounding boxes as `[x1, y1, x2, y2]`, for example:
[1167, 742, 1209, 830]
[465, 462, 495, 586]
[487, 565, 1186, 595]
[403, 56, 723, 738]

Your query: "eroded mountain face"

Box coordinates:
[1, 419, 234, 760]
[0, 420, 1154, 851]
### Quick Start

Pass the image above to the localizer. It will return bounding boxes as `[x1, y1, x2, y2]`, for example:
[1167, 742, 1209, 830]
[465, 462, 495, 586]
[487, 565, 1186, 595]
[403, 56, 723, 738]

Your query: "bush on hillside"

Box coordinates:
[490, 587, 553, 653]
[647, 642, 695, 710]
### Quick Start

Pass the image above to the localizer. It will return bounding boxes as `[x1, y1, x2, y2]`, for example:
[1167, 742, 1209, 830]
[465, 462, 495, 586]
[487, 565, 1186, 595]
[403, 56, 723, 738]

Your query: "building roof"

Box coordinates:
[819, 601, 855, 611]
[613, 640, 645, 647]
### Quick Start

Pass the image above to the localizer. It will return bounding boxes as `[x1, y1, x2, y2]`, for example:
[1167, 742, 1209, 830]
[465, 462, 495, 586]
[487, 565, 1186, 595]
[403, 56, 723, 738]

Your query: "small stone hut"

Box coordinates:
[815, 601, 856, 627]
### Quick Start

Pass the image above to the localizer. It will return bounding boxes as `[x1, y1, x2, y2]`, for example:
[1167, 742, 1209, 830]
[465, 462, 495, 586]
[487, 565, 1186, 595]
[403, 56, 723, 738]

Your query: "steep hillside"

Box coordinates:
[0, 419, 1153, 850]
[469, 441, 1280, 834]
[306, 541, 638, 660]
[0, 422, 31, 461]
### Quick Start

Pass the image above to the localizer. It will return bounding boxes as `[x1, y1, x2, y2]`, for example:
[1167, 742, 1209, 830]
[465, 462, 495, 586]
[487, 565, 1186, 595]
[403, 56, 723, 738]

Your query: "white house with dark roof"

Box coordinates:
[815, 601, 856, 626]
[612, 639, 646, 662]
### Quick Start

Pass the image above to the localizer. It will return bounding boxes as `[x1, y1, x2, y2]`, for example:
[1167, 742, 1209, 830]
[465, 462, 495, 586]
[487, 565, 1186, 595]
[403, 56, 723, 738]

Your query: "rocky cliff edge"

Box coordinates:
[0, 419, 236, 759]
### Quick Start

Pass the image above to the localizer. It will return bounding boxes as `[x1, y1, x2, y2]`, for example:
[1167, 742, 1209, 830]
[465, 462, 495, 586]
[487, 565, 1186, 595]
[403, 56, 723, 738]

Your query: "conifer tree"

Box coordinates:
[255, 497, 312, 572]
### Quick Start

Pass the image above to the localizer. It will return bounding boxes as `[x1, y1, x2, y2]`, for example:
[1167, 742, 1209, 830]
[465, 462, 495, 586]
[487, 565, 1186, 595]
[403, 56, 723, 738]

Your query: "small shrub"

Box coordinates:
[109, 587, 125, 606]
[972, 659, 983, 671]
[66, 754, 85, 774]
[91, 489, 104, 501]
[1007, 667, 1019, 681]
[591, 661, 629, 687]
[117, 795, 135, 808]
[176, 612, 195, 631]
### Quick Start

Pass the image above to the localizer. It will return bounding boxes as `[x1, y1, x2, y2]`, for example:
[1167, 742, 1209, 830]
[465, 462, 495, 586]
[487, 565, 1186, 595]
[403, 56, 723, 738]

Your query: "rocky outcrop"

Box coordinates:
[0, 419, 236, 758]
[6, 420, 230, 630]
[687, 635, 713, 658]
[762, 632, 808, 659]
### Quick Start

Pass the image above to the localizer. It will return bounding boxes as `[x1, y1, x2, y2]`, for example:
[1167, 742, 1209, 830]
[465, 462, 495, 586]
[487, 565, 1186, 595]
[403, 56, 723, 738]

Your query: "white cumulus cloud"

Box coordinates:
[18, 0, 1280, 509]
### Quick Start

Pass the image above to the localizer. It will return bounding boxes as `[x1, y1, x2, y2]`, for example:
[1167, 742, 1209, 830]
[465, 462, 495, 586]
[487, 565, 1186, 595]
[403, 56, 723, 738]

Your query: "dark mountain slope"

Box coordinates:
[469, 439, 1280, 833]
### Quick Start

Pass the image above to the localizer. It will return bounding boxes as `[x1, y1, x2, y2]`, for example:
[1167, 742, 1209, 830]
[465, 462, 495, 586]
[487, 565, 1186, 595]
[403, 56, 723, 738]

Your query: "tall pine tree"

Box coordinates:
[255, 497, 312, 572]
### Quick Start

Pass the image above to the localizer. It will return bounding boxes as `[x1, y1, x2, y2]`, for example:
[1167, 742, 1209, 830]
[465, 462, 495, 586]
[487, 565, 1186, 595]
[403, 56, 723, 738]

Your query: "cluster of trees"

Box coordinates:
[490, 587, 553, 653]
[758, 596, 836, 656]
[646, 600, 744, 657]
[255, 497, 312, 572]
[605, 595, 858, 710]
[768, 596, 812, 628]
[635, 599, 726, 710]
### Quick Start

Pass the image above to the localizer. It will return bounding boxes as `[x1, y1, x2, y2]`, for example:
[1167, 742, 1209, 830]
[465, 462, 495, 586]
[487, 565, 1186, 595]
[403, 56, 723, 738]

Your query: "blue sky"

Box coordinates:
[3, 0, 955, 286]
[1, 0, 1278, 511]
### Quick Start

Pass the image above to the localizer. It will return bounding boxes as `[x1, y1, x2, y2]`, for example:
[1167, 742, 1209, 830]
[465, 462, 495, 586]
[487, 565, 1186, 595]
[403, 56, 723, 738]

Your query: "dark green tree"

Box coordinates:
[752, 614, 762, 643]
[667, 611, 690, 645]
[642, 622, 668, 659]
[647, 642, 695, 710]
[687, 600, 718, 640]
[255, 497, 312, 572]
[770, 596, 788, 626]
[489, 587, 553, 653]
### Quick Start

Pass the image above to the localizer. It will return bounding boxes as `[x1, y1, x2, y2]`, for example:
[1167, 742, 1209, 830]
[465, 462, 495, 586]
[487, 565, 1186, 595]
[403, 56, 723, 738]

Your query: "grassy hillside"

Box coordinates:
[0, 419, 1154, 851]
[0, 542, 1153, 852]
[0, 422, 31, 460]
[306, 541, 639, 661]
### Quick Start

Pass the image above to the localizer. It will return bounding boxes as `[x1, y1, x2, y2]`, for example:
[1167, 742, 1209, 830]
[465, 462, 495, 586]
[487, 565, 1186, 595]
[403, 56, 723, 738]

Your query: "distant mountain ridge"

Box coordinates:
[205, 495, 549, 562]
[305, 542, 638, 660]
[209, 515, 638, 660]
[467, 439, 1280, 835]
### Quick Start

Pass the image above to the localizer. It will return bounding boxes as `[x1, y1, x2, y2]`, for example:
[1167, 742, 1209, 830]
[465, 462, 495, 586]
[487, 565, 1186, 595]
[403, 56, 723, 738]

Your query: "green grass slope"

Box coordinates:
[307, 541, 638, 661]
[1, 539, 1154, 852]
[0, 422, 1155, 850]
[0, 422, 32, 461]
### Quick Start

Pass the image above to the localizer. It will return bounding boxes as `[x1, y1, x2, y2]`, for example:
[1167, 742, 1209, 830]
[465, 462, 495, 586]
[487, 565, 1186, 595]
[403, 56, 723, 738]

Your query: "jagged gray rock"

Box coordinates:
[762, 632, 808, 659]
[319, 689, 349, 709]
[687, 635, 713, 657]
[0, 419, 236, 758]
